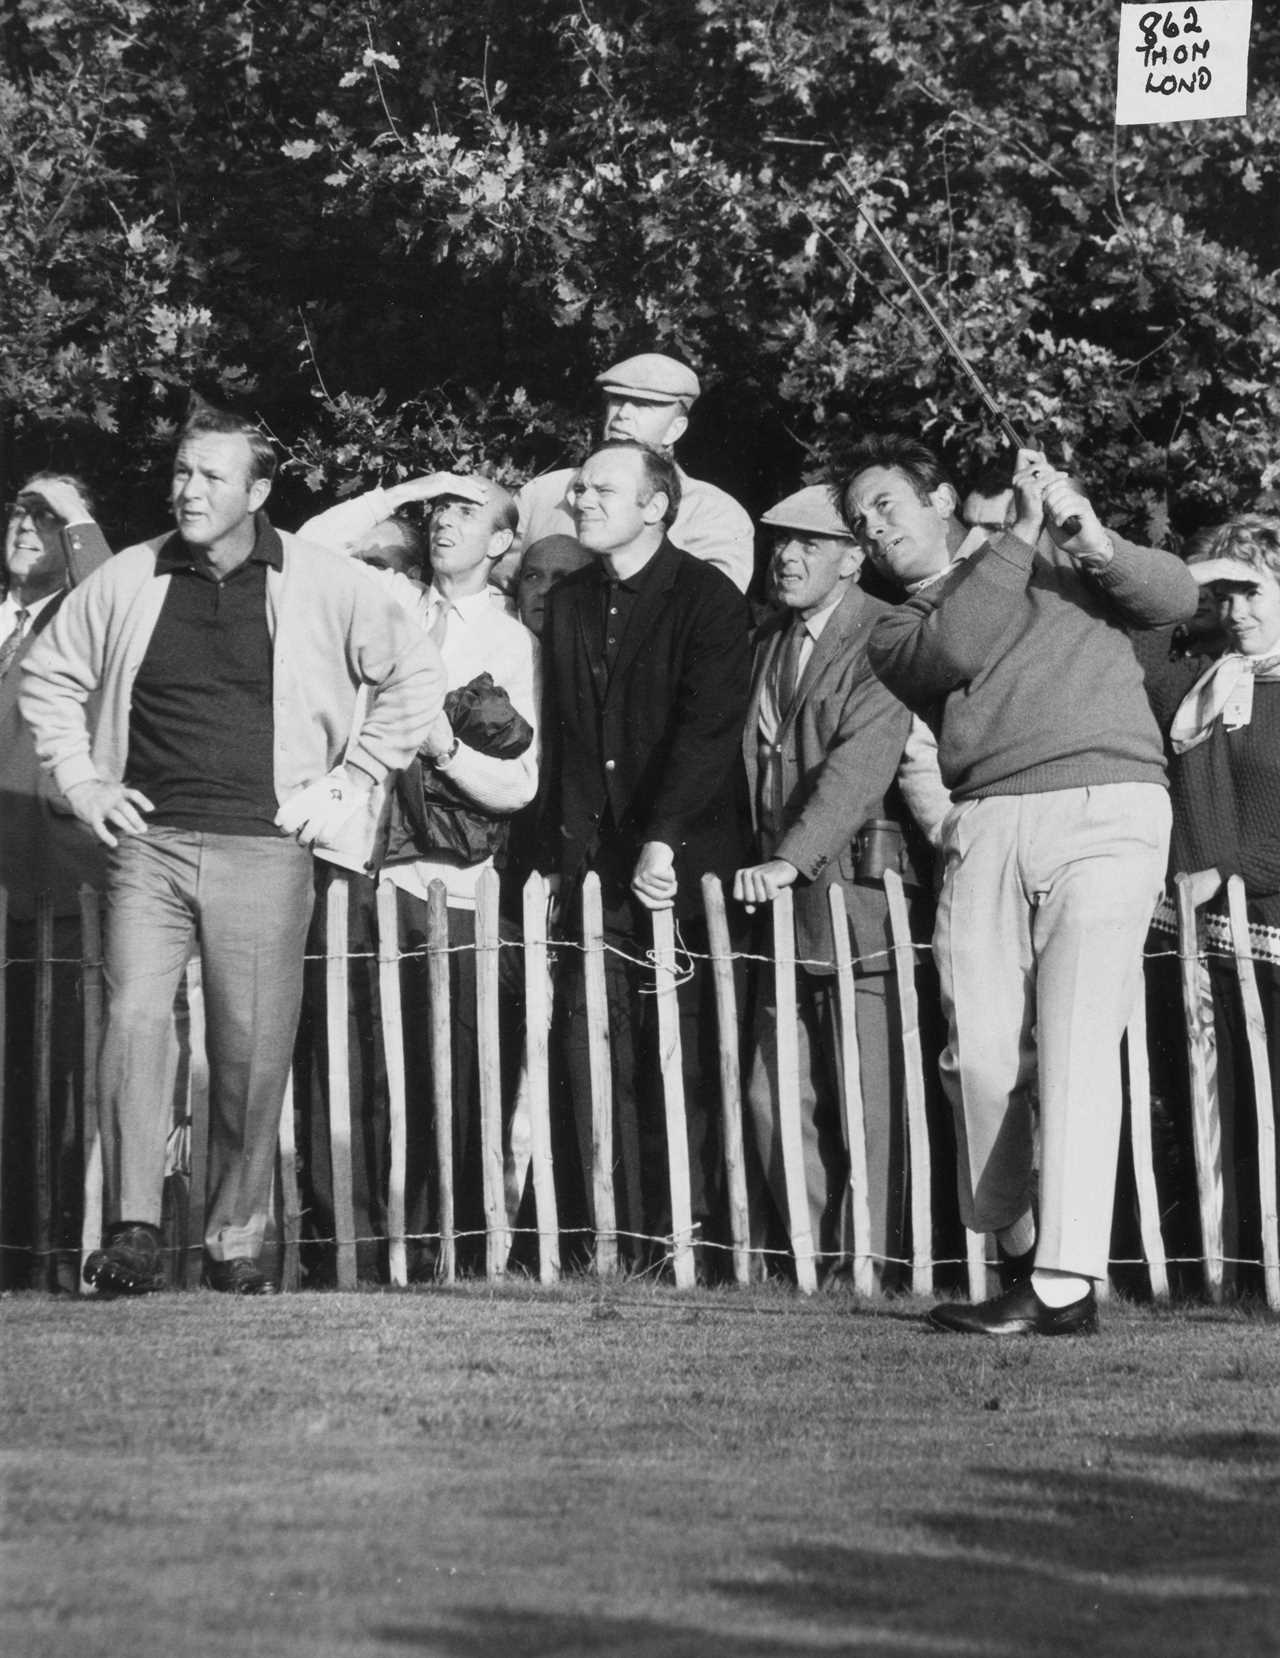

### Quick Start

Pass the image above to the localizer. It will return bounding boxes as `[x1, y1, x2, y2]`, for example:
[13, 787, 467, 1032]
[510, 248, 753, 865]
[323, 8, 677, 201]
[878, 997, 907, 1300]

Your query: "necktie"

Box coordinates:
[775, 617, 806, 712]
[0, 608, 29, 680]
[428, 599, 451, 650]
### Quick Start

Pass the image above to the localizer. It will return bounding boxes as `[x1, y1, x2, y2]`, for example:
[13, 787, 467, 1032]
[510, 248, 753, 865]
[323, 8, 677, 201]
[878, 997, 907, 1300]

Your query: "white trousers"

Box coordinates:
[934, 783, 1170, 1280]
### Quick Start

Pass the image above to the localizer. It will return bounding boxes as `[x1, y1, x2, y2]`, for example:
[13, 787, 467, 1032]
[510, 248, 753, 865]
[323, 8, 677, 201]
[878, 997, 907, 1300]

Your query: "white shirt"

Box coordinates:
[299, 488, 404, 556]
[0, 589, 60, 638]
[297, 502, 537, 896]
[381, 583, 539, 908]
[757, 592, 843, 747]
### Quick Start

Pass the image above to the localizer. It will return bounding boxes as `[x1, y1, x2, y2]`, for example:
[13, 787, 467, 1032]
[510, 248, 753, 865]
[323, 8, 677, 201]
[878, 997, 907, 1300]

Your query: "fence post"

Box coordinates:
[581, 874, 617, 1277]
[521, 872, 560, 1284]
[827, 885, 873, 1296]
[78, 886, 104, 1284]
[1124, 975, 1169, 1301]
[324, 873, 357, 1290]
[702, 876, 751, 1286]
[475, 868, 506, 1280]
[183, 956, 210, 1288]
[0, 887, 6, 1266]
[965, 1231, 991, 1303]
[426, 879, 455, 1284]
[1225, 876, 1280, 1310]
[771, 889, 817, 1294]
[652, 906, 696, 1289]
[375, 879, 409, 1288]
[1175, 872, 1224, 1302]
[274, 1069, 301, 1293]
[33, 894, 54, 1291]
[884, 871, 933, 1298]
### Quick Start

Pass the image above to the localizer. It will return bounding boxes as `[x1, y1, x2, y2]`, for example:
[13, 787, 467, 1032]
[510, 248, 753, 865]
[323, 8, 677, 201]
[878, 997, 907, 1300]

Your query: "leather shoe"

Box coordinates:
[83, 1222, 164, 1297]
[927, 1279, 1098, 1337]
[203, 1257, 275, 1296]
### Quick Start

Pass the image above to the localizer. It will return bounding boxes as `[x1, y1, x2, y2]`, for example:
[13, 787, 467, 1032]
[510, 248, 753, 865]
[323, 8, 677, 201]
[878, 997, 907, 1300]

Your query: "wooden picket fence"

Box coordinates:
[1, 869, 1277, 1305]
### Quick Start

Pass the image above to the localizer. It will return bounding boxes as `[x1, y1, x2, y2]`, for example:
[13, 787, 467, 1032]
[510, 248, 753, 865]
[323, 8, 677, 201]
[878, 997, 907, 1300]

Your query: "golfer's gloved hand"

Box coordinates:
[274, 766, 371, 847]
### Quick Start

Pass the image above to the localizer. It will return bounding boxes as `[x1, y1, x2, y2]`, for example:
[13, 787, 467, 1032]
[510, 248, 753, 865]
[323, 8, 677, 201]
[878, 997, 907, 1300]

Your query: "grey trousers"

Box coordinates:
[746, 970, 904, 1273]
[101, 829, 314, 1260]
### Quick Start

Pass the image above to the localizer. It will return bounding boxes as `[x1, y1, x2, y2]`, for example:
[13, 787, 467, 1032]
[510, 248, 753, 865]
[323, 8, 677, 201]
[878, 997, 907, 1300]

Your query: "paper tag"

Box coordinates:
[1116, 2, 1252, 126]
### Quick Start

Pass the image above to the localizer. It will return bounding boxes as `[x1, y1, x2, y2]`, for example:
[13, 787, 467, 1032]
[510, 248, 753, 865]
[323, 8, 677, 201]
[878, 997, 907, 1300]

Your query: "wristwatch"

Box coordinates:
[433, 735, 461, 769]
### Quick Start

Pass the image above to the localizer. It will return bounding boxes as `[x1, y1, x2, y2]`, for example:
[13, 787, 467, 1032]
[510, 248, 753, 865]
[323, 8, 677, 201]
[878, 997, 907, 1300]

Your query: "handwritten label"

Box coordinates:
[1116, 2, 1252, 125]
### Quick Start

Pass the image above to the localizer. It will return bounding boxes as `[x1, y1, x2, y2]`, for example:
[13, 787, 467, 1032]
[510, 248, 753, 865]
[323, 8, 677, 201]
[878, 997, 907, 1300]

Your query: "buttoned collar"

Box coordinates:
[155, 511, 283, 576]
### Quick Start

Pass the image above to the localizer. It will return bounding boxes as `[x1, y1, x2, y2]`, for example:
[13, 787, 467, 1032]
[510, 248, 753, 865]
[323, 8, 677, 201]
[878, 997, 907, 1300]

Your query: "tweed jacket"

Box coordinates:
[744, 580, 915, 976]
[537, 537, 752, 917]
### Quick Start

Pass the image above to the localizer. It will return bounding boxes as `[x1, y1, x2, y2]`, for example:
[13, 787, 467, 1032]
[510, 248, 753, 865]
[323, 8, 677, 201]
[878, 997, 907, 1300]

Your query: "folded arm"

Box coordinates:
[431, 640, 541, 815]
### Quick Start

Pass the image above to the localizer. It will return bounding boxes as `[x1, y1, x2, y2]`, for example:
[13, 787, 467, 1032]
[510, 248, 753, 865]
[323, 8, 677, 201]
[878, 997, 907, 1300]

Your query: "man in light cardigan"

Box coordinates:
[20, 403, 447, 1296]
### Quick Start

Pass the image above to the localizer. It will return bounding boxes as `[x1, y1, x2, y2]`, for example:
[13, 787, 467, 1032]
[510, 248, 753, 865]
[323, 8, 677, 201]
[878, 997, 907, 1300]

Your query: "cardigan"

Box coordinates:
[19, 526, 447, 807]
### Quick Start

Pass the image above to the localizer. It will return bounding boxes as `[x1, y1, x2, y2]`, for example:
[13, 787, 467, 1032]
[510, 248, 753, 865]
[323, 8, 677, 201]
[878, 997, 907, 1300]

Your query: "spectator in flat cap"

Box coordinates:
[511, 351, 755, 596]
[733, 484, 945, 1287]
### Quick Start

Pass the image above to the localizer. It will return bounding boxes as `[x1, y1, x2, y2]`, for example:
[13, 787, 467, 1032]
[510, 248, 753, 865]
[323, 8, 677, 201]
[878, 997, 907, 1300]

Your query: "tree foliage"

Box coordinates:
[2, 0, 1278, 546]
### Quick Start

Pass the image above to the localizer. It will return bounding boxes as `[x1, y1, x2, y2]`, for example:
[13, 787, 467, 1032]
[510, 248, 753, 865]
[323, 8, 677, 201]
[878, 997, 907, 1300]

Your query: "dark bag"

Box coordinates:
[390, 672, 533, 866]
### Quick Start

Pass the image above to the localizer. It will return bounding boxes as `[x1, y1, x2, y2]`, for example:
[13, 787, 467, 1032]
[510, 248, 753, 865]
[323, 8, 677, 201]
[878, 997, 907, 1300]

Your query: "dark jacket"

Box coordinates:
[537, 537, 752, 919]
[388, 672, 533, 866]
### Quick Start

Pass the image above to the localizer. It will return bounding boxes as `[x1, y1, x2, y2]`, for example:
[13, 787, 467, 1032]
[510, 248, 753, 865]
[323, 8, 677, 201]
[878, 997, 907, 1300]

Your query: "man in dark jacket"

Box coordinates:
[537, 441, 752, 1272]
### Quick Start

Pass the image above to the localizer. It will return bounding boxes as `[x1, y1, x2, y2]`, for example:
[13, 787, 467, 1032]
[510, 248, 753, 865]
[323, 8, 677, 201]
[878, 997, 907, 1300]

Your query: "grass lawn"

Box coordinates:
[2, 1281, 1277, 1658]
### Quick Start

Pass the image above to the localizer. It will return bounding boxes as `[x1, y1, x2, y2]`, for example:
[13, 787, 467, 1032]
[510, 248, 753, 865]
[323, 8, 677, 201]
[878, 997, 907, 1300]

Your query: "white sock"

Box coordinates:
[1031, 1268, 1091, 1307]
[997, 1210, 1036, 1258]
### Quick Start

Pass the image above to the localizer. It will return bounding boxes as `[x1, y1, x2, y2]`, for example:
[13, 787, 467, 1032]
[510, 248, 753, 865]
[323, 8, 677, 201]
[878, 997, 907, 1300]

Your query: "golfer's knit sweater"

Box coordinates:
[868, 529, 1199, 800]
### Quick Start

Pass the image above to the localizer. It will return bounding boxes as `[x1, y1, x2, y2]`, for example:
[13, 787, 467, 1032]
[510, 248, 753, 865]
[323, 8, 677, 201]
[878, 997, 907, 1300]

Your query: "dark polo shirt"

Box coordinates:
[125, 518, 280, 835]
[598, 546, 665, 685]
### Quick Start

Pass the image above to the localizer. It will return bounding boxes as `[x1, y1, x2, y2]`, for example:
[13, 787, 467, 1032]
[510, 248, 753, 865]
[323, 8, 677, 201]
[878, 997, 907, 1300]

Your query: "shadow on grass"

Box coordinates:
[373, 1431, 1278, 1658]
[374, 1617, 844, 1658]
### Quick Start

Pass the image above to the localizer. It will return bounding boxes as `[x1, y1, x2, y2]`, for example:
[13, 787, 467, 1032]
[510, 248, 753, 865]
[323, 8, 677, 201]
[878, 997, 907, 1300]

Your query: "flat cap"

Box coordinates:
[760, 485, 855, 540]
[595, 353, 701, 405]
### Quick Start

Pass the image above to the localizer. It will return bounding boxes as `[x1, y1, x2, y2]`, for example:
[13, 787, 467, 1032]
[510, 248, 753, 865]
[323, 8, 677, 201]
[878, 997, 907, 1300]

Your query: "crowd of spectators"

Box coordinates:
[3, 352, 1277, 1324]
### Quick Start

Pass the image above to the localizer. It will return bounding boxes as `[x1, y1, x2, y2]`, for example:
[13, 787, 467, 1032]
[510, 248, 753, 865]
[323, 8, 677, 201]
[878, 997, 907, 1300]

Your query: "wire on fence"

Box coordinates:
[2, 870, 1276, 1308]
